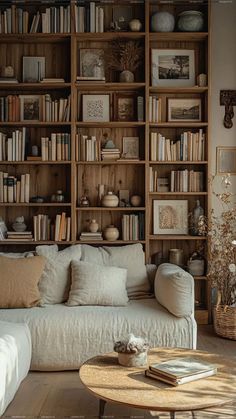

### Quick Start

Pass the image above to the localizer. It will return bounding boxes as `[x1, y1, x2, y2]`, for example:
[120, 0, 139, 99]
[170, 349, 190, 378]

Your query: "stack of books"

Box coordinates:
[101, 148, 121, 161]
[6, 231, 33, 241]
[80, 232, 103, 241]
[145, 357, 217, 386]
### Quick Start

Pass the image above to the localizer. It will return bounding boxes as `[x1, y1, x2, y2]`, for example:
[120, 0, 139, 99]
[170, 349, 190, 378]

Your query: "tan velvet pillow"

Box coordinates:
[0, 255, 45, 308]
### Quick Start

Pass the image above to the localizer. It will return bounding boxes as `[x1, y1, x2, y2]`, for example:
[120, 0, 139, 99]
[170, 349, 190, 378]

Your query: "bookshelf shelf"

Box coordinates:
[0, 0, 211, 324]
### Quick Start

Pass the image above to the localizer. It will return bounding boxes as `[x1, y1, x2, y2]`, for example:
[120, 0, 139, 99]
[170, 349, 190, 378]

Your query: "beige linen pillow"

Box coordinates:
[36, 245, 82, 305]
[66, 260, 129, 306]
[154, 263, 194, 317]
[0, 255, 45, 308]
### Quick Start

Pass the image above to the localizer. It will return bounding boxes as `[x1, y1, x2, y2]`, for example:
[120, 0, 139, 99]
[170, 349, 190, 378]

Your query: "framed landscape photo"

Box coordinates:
[151, 49, 195, 87]
[216, 146, 236, 175]
[19, 95, 41, 121]
[153, 200, 188, 235]
[22, 56, 45, 83]
[82, 94, 110, 122]
[122, 137, 139, 159]
[168, 98, 201, 122]
[79, 49, 105, 81]
[115, 94, 135, 121]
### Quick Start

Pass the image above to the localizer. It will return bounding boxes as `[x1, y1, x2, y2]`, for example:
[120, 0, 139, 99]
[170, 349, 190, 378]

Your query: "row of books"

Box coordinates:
[42, 94, 71, 122]
[75, 134, 100, 162]
[0, 172, 30, 203]
[5, 231, 33, 242]
[33, 212, 71, 242]
[41, 133, 71, 161]
[150, 169, 169, 193]
[121, 213, 145, 241]
[75, 3, 104, 33]
[79, 232, 103, 241]
[149, 96, 162, 123]
[101, 148, 121, 161]
[0, 5, 71, 34]
[0, 128, 26, 161]
[170, 170, 204, 193]
[150, 130, 205, 162]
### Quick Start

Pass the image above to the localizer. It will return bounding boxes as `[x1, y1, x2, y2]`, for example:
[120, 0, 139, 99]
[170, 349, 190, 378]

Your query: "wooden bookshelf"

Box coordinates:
[0, 0, 211, 323]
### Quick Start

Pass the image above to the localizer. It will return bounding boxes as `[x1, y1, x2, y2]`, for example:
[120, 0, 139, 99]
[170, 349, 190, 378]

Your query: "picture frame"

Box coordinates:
[216, 146, 236, 175]
[19, 95, 41, 122]
[122, 137, 139, 159]
[151, 49, 195, 87]
[82, 94, 110, 122]
[153, 200, 188, 235]
[22, 56, 45, 83]
[168, 98, 201, 122]
[115, 94, 135, 121]
[112, 6, 132, 31]
[79, 49, 105, 80]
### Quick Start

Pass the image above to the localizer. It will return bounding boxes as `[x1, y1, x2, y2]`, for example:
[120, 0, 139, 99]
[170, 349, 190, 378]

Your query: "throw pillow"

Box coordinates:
[0, 255, 45, 308]
[81, 243, 150, 298]
[66, 260, 129, 306]
[154, 263, 194, 317]
[36, 244, 82, 305]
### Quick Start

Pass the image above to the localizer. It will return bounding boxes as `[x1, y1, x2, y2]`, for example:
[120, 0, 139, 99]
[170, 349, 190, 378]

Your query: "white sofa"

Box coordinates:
[0, 245, 197, 371]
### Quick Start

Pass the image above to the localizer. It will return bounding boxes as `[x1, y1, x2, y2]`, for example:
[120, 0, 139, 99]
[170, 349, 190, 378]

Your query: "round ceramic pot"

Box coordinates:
[118, 351, 147, 367]
[103, 225, 119, 241]
[89, 219, 99, 233]
[177, 11, 204, 32]
[129, 19, 142, 32]
[119, 70, 134, 83]
[187, 259, 204, 276]
[102, 191, 119, 207]
[151, 11, 175, 32]
[12, 222, 27, 232]
[130, 195, 142, 207]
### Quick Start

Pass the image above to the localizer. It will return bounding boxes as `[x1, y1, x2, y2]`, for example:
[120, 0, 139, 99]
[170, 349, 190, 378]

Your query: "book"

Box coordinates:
[147, 357, 217, 386]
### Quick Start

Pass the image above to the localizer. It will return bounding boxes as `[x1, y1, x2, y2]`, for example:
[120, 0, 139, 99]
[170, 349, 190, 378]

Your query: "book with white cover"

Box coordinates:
[149, 357, 216, 379]
[145, 367, 217, 386]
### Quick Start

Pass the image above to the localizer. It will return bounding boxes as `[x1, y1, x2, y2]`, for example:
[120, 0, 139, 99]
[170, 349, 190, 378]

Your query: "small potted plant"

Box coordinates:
[105, 39, 143, 83]
[206, 174, 236, 340]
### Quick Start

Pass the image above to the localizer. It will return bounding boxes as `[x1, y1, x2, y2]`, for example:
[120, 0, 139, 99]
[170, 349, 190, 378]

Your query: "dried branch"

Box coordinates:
[105, 40, 143, 73]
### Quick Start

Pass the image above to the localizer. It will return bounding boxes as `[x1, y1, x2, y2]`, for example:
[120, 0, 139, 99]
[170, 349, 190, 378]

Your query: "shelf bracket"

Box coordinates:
[220, 90, 236, 129]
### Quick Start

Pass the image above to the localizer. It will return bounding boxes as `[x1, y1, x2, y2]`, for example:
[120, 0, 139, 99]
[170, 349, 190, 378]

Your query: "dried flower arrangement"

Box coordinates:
[105, 39, 143, 74]
[207, 174, 236, 307]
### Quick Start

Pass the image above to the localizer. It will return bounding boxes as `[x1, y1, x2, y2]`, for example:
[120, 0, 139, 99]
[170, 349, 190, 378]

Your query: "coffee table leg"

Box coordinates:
[99, 399, 106, 418]
[191, 412, 196, 418]
[170, 412, 175, 419]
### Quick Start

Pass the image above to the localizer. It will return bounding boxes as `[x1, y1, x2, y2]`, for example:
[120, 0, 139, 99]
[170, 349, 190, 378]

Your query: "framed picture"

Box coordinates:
[19, 95, 41, 121]
[112, 6, 132, 31]
[122, 137, 139, 159]
[168, 98, 201, 122]
[79, 49, 105, 80]
[22, 56, 45, 83]
[153, 200, 188, 235]
[82, 94, 110, 122]
[216, 147, 236, 175]
[115, 94, 135, 121]
[151, 49, 195, 87]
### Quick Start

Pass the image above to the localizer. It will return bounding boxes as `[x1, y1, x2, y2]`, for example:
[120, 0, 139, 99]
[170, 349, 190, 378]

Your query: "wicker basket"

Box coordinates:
[213, 304, 236, 340]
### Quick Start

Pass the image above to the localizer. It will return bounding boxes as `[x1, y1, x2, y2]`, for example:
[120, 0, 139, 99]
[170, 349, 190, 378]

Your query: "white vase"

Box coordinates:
[119, 70, 134, 83]
[102, 191, 119, 208]
[103, 225, 119, 241]
[89, 219, 99, 233]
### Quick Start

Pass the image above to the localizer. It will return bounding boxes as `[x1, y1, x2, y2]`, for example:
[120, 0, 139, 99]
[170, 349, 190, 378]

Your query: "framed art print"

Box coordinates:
[151, 49, 195, 87]
[79, 49, 105, 80]
[216, 146, 236, 175]
[122, 137, 139, 159]
[82, 94, 110, 122]
[153, 200, 188, 234]
[115, 94, 135, 121]
[168, 98, 201, 122]
[19, 95, 41, 122]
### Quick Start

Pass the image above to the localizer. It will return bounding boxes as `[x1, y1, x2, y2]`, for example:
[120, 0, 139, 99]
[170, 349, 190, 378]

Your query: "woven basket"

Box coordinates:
[213, 305, 236, 340]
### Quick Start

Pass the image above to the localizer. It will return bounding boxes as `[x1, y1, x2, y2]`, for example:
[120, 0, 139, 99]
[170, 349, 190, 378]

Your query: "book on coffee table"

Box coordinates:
[146, 357, 217, 386]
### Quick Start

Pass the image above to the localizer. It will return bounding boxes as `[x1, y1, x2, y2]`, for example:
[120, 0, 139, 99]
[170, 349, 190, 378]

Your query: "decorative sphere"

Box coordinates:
[130, 195, 142, 207]
[151, 11, 175, 33]
[129, 19, 142, 32]
[177, 11, 204, 32]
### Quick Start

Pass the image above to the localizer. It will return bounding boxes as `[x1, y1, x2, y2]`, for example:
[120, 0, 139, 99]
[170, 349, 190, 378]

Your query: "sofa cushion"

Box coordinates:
[154, 263, 194, 318]
[81, 243, 150, 297]
[66, 260, 129, 307]
[0, 255, 45, 308]
[36, 245, 82, 305]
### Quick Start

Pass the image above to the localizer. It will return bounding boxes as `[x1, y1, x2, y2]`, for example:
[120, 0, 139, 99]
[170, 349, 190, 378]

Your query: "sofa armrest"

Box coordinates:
[154, 263, 194, 318]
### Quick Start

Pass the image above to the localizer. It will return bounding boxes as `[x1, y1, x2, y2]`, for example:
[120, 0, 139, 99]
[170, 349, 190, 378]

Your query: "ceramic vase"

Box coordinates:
[130, 195, 142, 207]
[119, 70, 134, 83]
[102, 191, 119, 207]
[89, 219, 99, 233]
[118, 352, 147, 367]
[151, 11, 175, 32]
[129, 19, 142, 32]
[103, 225, 119, 241]
[177, 11, 204, 32]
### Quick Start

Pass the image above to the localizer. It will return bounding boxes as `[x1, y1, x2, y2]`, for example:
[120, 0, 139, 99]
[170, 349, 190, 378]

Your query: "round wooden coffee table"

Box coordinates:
[79, 347, 236, 419]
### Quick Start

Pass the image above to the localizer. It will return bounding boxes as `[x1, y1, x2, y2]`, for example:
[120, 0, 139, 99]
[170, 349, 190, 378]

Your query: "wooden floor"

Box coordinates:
[3, 326, 236, 419]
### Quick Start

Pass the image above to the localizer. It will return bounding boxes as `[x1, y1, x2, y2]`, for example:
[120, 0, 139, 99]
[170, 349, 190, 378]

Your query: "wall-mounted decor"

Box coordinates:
[216, 146, 236, 175]
[220, 90, 236, 129]
[82, 94, 110, 122]
[151, 49, 195, 87]
[168, 98, 201, 122]
[153, 200, 188, 235]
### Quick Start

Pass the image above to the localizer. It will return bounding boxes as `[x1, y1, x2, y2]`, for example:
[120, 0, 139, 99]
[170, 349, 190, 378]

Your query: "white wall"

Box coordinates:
[211, 1, 236, 196]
